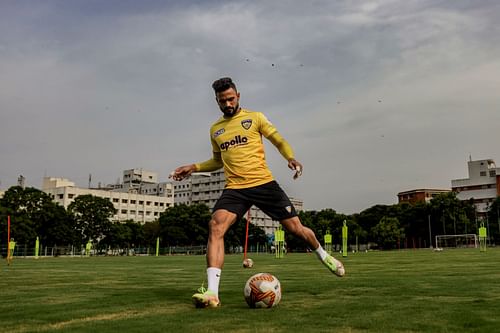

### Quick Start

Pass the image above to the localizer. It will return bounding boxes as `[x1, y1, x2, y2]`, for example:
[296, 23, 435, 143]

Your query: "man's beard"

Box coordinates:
[221, 103, 240, 117]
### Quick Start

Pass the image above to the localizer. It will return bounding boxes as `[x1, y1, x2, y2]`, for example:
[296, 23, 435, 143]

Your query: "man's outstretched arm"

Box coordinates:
[169, 152, 223, 181]
[267, 132, 303, 179]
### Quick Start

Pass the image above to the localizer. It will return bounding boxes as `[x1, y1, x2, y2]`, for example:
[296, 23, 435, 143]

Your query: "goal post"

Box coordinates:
[435, 234, 478, 249]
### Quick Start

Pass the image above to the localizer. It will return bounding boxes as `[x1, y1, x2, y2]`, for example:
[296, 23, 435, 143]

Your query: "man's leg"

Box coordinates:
[280, 216, 345, 277]
[206, 209, 238, 268]
[192, 209, 238, 308]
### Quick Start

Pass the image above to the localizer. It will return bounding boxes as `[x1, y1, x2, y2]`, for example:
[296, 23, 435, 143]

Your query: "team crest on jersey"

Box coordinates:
[241, 119, 252, 130]
[213, 128, 225, 138]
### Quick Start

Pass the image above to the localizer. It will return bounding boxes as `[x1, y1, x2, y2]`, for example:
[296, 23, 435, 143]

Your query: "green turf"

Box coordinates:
[1, 249, 499, 333]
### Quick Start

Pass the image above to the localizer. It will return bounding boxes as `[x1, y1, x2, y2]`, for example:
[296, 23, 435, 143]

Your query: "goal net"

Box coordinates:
[435, 234, 478, 249]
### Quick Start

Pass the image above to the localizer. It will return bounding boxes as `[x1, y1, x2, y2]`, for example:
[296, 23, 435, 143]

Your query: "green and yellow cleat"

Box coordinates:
[192, 290, 220, 308]
[322, 255, 345, 277]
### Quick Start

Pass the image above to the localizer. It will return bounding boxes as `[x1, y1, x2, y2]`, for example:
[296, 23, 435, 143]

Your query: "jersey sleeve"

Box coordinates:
[258, 112, 294, 161]
[257, 112, 278, 138]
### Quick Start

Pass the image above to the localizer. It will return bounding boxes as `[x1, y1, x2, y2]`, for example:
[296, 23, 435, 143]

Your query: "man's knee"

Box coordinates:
[209, 210, 237, 238]
[280, 217, 304, 235]
[208, 219, 225, 238]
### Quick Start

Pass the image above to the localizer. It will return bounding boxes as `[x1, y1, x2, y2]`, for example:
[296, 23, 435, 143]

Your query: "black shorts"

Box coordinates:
[213, 181, 297, 221]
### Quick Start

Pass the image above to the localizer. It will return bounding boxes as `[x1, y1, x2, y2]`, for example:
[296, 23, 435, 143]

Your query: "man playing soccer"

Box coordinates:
[170, 77, 345, 308]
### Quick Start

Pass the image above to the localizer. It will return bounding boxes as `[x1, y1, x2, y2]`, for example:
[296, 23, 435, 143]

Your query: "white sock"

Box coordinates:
[207, 267, 221, 296]
[315, 246, 328, 261]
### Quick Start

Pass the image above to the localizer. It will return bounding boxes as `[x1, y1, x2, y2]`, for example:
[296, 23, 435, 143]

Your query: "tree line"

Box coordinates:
[0, 186, 266, 252]
[1, 186, 499, 251]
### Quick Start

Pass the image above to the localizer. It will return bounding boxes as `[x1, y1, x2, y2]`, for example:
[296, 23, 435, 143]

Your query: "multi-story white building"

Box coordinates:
[173, 170, 225, 208]
[171, 170, 303, 235]
[43, 172, 174, 224]
[104, 169, 173, 198]
[451, 158, 500, 215]
[123, 168, 158, 185]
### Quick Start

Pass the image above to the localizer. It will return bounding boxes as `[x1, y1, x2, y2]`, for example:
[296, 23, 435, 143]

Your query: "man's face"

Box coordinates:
[216, 88, 240, 117]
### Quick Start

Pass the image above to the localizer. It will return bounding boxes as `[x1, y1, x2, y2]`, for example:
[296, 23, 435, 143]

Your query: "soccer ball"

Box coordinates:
[242, 258, 254, 268]
[244, 273, 281, 308]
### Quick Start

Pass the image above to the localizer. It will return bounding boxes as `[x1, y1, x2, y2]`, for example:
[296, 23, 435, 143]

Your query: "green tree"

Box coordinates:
[103, 222, 132, 250]
[356, 205, 393, 243]
[126, 220, 145, 247]
[371, 216, 405, 250]
[396, 202, 430, 248]
[0, 186, 74, 246]
[429, 192, 473, 239]
[143, 221, 161, 246]
[158, 204, 210, 246]
[487, 197, 500, 244]
[67, 194, 116, 245]
[41, 204, 76, 246]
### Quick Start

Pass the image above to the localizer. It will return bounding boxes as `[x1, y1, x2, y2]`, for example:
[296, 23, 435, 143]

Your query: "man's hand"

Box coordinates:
[169, 164, 197, 181]
[287, 159, 303, 180]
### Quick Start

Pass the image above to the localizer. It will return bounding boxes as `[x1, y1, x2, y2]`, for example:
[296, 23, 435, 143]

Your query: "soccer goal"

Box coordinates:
[435, 234, 478, 249]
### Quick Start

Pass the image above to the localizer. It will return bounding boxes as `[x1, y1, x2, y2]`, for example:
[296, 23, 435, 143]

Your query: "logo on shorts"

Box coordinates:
[241, 119, 252, 130]
[213, 128, 225, 138]
[285, 206, 292, 213]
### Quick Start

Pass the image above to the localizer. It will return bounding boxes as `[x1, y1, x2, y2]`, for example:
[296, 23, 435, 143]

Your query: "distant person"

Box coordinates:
[170, 77, 345, 308]
[8, 238, 16, 265]
[85, 240, 92, 257]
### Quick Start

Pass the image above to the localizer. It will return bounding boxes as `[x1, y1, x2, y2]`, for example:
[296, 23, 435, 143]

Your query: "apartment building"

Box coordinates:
[43, 170, 174, 224]
[397, 188, 451, 204]
[451, 159, 500, 215]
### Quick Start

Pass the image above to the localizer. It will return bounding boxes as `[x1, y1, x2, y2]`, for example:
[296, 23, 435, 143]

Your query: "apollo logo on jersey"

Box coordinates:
[220, 135, 248, 150]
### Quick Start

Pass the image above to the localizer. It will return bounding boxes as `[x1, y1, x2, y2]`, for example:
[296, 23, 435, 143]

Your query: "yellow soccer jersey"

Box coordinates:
[209, 109, 279, 189]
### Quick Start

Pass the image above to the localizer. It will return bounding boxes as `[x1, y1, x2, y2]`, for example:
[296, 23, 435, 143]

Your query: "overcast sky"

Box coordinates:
[1, 0, 499, 214]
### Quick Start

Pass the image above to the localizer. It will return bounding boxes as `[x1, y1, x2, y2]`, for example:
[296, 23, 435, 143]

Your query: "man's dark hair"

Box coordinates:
[212, 77, 237, 93]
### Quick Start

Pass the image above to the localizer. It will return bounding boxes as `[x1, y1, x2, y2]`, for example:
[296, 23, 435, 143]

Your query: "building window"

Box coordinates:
[113, 198, 119, 203]
[130, 210, 136, 214]
[490, 170, 496, 177]
[147, 201, 151, 206]
[68, 194, 75, 199]
[121, 209, 127, 214]
[122, 199, 128, 204]
[58, 194, 64, 199]
[139, 201, 144, 204]
[480, 171, 487, 177]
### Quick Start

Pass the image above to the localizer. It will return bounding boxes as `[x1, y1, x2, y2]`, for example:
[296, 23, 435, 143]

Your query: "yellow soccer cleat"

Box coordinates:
[192, 290, 220, 308]
[322, 255, 345, 277]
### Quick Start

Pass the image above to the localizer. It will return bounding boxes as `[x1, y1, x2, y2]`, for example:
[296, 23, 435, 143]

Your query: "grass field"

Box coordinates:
[1, 249, 499, 333]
